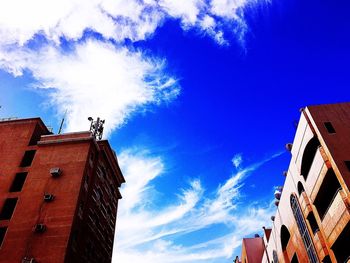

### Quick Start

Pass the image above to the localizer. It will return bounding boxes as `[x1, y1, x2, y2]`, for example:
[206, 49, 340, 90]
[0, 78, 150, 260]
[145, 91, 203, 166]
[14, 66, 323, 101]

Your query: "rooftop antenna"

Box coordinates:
[58, 110, 67, 134]
[88, 117, 105, 140]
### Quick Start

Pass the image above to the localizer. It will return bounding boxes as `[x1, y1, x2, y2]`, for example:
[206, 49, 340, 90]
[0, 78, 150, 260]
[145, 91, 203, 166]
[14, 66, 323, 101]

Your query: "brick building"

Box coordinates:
[0, 118, 125, 263]
[237, 102, 350, 263]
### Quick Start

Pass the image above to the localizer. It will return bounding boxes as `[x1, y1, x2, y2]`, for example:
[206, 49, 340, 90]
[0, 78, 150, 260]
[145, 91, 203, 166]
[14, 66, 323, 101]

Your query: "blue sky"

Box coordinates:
[0, 0, 349, 262]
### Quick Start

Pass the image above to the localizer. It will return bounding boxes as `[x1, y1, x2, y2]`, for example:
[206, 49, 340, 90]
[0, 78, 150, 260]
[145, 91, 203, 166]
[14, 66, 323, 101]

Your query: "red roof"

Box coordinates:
[242, 237, 264, 263]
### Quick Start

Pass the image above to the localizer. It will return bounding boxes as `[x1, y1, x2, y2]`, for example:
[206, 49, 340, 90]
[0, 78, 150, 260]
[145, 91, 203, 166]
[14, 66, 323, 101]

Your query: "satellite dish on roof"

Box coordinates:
[274, 190, 282, 200]
[285, 143, 293, 151]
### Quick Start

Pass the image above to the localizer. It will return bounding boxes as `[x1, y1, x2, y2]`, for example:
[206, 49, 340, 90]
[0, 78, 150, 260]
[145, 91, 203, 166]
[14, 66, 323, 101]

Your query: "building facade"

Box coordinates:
[239, 103, 350, 263]
[264, 103, 350, 263]
[0, 118, 125, 263]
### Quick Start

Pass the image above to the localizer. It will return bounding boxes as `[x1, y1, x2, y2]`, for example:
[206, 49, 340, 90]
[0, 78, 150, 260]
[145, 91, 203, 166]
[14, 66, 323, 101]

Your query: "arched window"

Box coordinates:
[301, 137, 320, 180]
[290, 194, 319, 263]
[281, 225, 290, 251]
[273, 250, 279, 263]
[297, 182, 305, 196]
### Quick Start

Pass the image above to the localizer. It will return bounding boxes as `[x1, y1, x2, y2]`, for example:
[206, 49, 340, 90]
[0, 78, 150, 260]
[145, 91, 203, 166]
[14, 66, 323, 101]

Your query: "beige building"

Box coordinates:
[264, 102, 350, 263]
[240, 102, 350, 263]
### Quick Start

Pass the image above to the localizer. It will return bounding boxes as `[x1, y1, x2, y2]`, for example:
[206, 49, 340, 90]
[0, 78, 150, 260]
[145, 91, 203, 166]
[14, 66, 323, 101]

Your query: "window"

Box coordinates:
[28, 124, 43, 145]
[72, 230, 79, 249]
[290, 194, 318, 263]
[20, 150, 36, 167]
[9, 172, 27, 192]
[331, 222, 350, 263]
[344, 161, 350, 172]
[300, 137, 320, 180]
[307, 212, 319, 235]
[273, 250, 279, 263]
[0, 198, 18, 220]
[78, 202, 84, 218]
[314, 168, 341, 220]
[280, 225, 290, 251]
[297, 182, 305, 196]
[84, 174, 89, 190]
[0, 227, 7, 247]
[324, 122, 336, 134]
[97, 188, 103, 199]
[291, 254, 299, 263]
[322, 255, 331, 263]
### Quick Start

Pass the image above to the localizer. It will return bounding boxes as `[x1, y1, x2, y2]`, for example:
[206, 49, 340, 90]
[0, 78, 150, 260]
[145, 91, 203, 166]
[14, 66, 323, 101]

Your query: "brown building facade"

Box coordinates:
[238, 103, 350, 263]
[0, 118, 125, 263]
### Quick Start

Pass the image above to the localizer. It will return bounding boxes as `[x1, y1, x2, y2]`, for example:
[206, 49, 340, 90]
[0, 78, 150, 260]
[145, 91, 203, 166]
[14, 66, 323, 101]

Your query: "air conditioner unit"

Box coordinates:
[44, 194, 55, 202]
[50, 167, 61, 177]
[34, 224, 46, 233]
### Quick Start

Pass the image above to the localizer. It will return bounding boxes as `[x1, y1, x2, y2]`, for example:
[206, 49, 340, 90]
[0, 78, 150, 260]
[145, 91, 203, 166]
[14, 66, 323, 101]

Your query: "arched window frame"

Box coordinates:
[300, 137, 320, 180]
[290, 194, 319, 263]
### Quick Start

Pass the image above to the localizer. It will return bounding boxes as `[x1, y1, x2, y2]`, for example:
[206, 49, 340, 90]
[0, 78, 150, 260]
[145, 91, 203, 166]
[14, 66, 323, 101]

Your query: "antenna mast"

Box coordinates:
[88, 117, 105, 140]
[58, 110, 67, 134]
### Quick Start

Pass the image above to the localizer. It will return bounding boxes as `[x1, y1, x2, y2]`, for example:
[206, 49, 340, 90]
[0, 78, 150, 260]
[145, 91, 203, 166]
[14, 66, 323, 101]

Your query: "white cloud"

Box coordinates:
[159, 0, 204, 26]
[0, 0, 263, 47]
[113, 149, 280, 263]
[210, 0, 248, 19]
[232, 153, 243, 169]
[0, 0, 266, 134]
[0, 40, 179, 136]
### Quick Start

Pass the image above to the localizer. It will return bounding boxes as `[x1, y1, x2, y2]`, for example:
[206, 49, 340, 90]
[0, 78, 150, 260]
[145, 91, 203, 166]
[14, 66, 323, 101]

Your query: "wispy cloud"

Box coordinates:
[0, 0, 266, 135]
[232, 153, 243, 169]
[0, 0, 260, 47]
[113, 150, 281, 263]
[0, 40, 179, 135]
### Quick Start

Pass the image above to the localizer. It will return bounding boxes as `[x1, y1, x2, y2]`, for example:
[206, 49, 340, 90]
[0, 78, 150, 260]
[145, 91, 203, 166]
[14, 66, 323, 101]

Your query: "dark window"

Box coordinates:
[97, 188, 103, 199]
[324, 122, 336, 134]
[84, 174, 89, 190]
[297, 182, 305, 196]
[0, 198, 18, 220]
[20, 150, 36, 167]
[314, 169, 341, 220]
[290, 194, 318, 263]
[301, 137, 320, 180]
[78, 202, 84, 218]
[280, 225, 290, 251]
[0, 227, 7, 247]
[322, 255, 331, 263]
[307, 212, 319, 235]
[9, 172, 27, 192]
[344, 161, 350, 172]
[331, 222, 350, 263]
[273, 250, 279, 263]
[291, 254, 299, 263]
[72, 230, 79, 249]
[90, 152, 95, 163]
[28, 124, 43, 145]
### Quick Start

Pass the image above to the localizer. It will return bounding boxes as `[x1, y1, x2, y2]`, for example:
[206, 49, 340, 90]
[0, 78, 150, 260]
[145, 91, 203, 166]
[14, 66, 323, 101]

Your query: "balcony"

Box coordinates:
[321, 189, 350, 243]
[312, 230, 328, 260]
[305, 147, 326, 199]
[300, 191, 313, 216]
